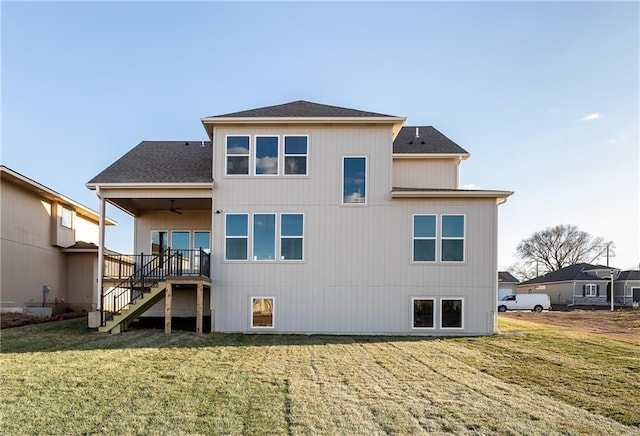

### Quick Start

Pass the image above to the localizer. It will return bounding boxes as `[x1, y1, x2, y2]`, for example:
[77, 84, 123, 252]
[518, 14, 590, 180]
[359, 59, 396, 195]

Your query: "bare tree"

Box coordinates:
[516, 224, 612, 274]
[507, 261, 539, 282]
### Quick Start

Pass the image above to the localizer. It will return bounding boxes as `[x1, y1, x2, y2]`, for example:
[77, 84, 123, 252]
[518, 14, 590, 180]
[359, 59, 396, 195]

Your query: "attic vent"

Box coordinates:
[184, 142, 189, 146]
[408, 141, 413, 145]
[421, 141, 425, 144]
[415, 127, 420, 138]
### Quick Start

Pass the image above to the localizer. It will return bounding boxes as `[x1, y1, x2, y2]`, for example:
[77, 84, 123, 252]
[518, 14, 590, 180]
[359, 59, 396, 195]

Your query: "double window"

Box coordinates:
[412, 214, 465, 262]
[226, 135, 308, 176]
[584, 284, 598, 297]
[412, 298, 463, 329]
[225, 213, 304, 261]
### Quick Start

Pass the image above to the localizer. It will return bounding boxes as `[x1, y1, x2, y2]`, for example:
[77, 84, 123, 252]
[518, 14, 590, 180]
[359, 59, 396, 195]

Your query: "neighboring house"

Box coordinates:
[517, 262, 639, 307]
[498, 271, 519, 300]
[0, 166, 116, 314]
[87, 100, 513, 335]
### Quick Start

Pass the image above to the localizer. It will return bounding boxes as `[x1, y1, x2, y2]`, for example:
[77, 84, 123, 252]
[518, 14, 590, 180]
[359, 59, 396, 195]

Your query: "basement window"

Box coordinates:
[251, 297, 274, 328]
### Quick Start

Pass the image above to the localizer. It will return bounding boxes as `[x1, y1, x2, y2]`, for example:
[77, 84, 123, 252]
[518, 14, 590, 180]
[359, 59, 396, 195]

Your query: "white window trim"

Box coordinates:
[250, 296, 275, 329]
[254, 135, 280, 176]
[283, 134, 309, 176]
[60, 205, 73, 229]
[412, 214, 437, 264]
[585, 283, 598, 297]
[440, 214, 466, 263]
[440, 297, 464, 330]
[225, 134, 251, 177]
[224, 213, 249, 261]
[627, 287, 638, 297]
[252, 213, 277, 261]
[341, 155, 368, 206]
[280, 213, 304, 261]
[411, 297, 436, 330]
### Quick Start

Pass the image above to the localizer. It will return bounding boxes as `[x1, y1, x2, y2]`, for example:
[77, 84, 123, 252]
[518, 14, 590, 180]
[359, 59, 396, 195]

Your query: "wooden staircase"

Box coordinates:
[99, 281, 166, 334]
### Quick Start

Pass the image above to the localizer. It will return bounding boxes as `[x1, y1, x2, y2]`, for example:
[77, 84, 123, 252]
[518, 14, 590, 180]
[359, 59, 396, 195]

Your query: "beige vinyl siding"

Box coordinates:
[0, 181, 66, 307]
[392, 158, 459, 189]
[211, 123, 499, 335]
[66, 253, 97, 312]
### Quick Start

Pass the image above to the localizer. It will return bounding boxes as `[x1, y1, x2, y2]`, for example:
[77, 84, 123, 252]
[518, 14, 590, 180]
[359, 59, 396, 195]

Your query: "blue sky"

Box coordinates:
[2, 1, 638, 270]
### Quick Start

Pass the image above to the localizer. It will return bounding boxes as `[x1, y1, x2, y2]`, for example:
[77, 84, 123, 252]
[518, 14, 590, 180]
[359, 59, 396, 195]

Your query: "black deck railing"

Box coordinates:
[101, 249, 210, 326]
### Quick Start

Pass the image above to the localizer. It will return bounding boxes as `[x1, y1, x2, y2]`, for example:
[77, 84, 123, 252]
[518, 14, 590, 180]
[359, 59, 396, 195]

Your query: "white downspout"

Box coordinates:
[572, 282, 575, 306]
[210, 126, 216, 332]
[96, 186, 106, 311]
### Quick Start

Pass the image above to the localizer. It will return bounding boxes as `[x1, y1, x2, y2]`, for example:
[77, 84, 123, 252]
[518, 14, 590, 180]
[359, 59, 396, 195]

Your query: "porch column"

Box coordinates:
[196, 282, 203, 336]
[165, 283, 172, 333]
[96, 187, 106, 311]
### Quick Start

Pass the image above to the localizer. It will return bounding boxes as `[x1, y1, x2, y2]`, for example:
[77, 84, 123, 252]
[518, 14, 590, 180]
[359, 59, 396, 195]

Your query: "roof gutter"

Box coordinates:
[392, 153, 470, 160]
[86, 182, 213, 190]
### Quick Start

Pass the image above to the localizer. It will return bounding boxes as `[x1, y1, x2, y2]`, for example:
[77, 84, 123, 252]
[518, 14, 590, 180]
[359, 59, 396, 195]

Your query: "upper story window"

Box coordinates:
[253, 213, 276, 260]
[441, 215, 465, 262]
[281, 214, 304, 260]
[342, 156, 367, 204]
[225, 214, 249, 260]
[255, 136, 279, 175]
[284, 136, 308, 175]
[60, 206, 73, 229]
[226, 135, 250, 175]
[413, 215, 436, 262]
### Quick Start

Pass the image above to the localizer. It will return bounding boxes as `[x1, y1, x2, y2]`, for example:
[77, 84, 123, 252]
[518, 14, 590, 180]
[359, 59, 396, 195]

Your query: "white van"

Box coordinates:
[497, 294, 551, 312]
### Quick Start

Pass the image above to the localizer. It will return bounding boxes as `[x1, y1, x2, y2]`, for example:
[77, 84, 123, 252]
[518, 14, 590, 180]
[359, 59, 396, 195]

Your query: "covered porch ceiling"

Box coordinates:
[106, 197, 212, 216]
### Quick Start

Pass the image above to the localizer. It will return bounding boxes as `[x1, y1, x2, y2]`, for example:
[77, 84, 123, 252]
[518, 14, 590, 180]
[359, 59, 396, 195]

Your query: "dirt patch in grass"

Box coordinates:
[501, 309, 640, 342]
[1, 312, 86, 329]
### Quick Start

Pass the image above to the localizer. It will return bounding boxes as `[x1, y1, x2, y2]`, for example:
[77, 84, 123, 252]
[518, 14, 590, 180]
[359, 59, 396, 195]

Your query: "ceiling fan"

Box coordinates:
[169, 200, 183, 215]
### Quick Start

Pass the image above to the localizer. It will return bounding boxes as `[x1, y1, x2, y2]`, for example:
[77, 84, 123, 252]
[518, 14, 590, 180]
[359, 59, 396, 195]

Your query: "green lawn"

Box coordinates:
[1, 317, 639, 435]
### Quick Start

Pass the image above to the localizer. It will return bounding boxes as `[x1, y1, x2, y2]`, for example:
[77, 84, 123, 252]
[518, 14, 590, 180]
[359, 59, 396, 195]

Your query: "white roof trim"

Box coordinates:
[86, 182, 213, 190]
[391, 189, 513, 202]
[392, 153, 470, 160]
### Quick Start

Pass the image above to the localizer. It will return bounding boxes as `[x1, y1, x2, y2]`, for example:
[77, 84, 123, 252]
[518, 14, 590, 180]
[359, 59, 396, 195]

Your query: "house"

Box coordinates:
[0, 165, 116, 314]
[498, 271, 519, 300]
[87, 100, 513, 335]
[516, 262, 640, 307]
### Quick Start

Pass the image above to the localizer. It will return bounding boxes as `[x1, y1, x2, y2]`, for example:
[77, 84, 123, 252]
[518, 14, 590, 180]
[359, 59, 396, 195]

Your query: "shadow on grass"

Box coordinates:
[1, 316, 487, 354]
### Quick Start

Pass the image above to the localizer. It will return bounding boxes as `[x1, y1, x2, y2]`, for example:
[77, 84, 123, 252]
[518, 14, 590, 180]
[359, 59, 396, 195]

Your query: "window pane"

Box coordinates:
[414, 240, 435, 262]
[281, 238, 303, 260]
[256, 137, 278, 175]
[227, 136, 249, 154]
[252, 298, 273, 327]
[343, 157, 366, 203]
[284, 156, 307, 175]
[281, 214, 303, 236]
[414, 215, 436, 237]
[226, 215, 248, 236]
[441, 299, 463, 328]
[226, 239, 247, 260]
[442, 215, 464, 237]
[227, 156, 249, 175]
[171, 231, 190, 251]
[413, 299, 434, 328]
[61, 207, 73, 229]
[194, 231, 211, 254]
[253, 214, 276, 260]
[284, 136, 307, 154]
[442, 240, 464, 262]
[152, 231, 168, 255]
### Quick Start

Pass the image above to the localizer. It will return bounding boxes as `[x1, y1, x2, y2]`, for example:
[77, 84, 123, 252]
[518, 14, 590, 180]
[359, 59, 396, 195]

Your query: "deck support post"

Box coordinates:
[165, 283, 172, 333]
[196, 283, 203, 336]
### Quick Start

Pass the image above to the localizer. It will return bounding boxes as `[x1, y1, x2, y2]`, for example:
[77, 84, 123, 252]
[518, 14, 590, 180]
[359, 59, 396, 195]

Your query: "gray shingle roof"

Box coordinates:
[617, 270, 640, 280]
[519, 263, 614, 285]
[208, 100, 398, 118]
[393, 126, 468, 154]
[88, 141, 212, 184]
[498, 271, 520, 283]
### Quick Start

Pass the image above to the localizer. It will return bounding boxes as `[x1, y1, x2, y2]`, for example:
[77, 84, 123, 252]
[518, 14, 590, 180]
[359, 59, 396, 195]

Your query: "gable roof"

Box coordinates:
[393, 126, 469, 155]
[207, 100, 398, 118]
[519, 263, 614, 285]
[498, 271, 520, 283]
[87, 141, 212, 185]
